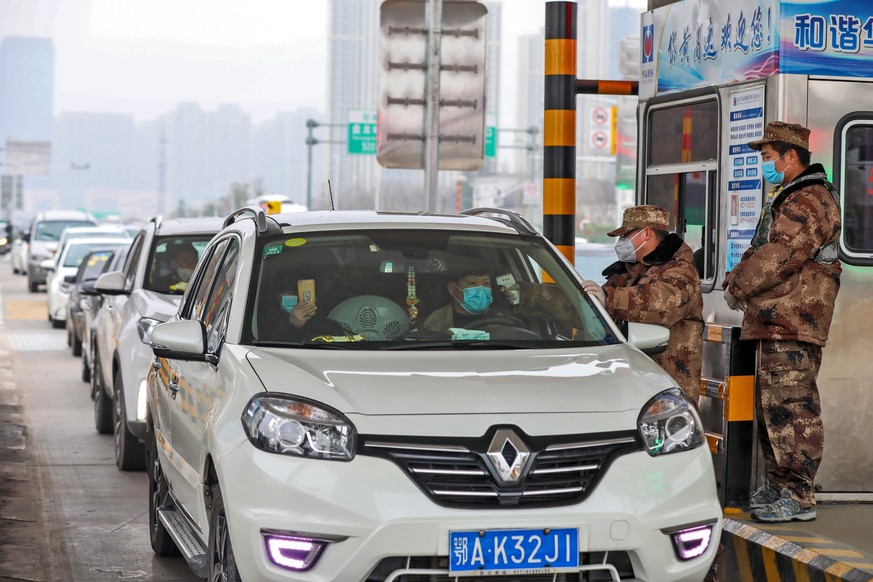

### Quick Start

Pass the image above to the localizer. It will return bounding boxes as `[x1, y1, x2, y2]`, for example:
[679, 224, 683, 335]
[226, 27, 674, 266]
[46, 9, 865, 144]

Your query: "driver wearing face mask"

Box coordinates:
[422, 259, 516, 335]
[154, 240, 199, 292]
[580, 205, 704, 406]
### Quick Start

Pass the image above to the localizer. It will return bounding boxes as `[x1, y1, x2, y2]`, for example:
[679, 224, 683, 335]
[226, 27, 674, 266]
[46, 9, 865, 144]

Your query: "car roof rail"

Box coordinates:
[460, 207, 538, 236]
[223, 206, 275, 234]
[150, 215, 163, 230]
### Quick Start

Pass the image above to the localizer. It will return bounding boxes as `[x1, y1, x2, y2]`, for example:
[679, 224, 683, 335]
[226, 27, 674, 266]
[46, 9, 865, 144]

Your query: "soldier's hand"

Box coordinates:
[724, 288, 746, 312]
[581, 280, 606, 305]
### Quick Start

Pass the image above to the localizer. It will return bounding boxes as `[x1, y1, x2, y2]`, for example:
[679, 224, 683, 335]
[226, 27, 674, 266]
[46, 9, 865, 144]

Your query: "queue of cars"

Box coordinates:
[34, 207, 719, 581]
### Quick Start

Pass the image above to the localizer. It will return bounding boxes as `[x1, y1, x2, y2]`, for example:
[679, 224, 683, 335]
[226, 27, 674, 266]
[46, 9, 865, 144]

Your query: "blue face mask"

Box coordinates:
[761, 153, 792, 185]
[459, 286, 493, 315]
[280, 295, 298, 313]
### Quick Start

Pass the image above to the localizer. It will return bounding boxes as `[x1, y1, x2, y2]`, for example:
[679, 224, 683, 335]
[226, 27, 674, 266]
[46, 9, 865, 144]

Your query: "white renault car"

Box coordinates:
[146, 207, 721, 582]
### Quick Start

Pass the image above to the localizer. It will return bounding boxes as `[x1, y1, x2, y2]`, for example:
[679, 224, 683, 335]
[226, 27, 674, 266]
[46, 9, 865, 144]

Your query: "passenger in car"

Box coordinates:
[152, 241, 199, 291]
[257, 271, 345, 342]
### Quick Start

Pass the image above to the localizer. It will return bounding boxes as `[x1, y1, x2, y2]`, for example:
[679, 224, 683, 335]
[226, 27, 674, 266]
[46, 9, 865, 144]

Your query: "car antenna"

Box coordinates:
[328, 179, 335, 210]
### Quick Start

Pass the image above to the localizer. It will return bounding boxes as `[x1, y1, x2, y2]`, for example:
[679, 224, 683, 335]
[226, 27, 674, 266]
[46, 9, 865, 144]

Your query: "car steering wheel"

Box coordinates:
[464, 315, 527, 329]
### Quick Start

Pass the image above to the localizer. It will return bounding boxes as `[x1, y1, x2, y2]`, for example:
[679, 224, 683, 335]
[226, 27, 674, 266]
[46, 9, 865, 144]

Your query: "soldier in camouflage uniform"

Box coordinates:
[582, 205, 704, 405]
[724, 121, 841, 523]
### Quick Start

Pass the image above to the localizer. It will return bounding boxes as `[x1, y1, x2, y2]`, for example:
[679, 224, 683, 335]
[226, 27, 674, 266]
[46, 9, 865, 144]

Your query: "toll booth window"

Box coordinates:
[648, 101, 718, 165]
[646, 172, 716, 281]
[842, 124, 873, 257]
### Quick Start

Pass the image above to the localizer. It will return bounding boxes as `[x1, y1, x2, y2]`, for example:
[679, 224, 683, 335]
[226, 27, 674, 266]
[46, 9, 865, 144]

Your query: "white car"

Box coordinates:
[145, 207, 721, 582]
[45, 237, 130, 328]
[92, 216, 223, 471]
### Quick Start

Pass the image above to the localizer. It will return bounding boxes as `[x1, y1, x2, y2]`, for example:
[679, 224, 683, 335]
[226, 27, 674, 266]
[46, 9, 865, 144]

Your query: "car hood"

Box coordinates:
[245, 345, 677, 416]
[131, 290, 181, 321]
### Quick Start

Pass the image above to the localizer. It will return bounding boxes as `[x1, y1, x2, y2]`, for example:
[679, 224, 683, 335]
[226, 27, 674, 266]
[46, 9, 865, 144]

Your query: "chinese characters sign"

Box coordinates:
[781, 1, 873, 76]
[725, 86, 764, 271]
[348, 110, 377, 155]
[641, 0, 873, 99]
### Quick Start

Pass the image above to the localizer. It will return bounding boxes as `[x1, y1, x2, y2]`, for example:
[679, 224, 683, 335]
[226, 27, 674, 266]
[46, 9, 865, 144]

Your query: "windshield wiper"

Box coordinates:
[381, 340, 531, 351]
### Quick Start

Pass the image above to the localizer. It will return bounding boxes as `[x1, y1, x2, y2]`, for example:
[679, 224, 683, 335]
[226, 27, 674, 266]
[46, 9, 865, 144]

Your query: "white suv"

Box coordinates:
[92, 216, 223, 471]
[146, 208, 721, 581]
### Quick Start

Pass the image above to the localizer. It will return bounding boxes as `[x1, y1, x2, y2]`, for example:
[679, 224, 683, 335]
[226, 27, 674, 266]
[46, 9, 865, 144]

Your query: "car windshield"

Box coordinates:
[245, 229, 619, 349]
[63, 241, 128, 268]
[35, 220, 95, 241]
[76, 250, 116, 281]
[144, 235, 214, 294]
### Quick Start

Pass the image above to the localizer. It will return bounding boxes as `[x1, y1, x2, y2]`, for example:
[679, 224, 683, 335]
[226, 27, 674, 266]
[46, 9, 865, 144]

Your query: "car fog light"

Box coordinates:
[668, 525, 713, 561]
[264, 534, 325, 571]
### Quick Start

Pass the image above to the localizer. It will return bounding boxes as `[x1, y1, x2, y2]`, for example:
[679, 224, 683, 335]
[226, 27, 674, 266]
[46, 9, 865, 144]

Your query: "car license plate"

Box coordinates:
[449, 527, 579, 574]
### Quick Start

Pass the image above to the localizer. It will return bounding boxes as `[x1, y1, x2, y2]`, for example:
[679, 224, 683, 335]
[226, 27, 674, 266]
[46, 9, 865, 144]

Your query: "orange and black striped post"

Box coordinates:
[543, 1, 577, 267]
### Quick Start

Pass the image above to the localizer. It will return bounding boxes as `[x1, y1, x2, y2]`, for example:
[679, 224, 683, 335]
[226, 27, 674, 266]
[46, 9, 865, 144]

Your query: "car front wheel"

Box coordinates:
[93, 357, 113, 434]
[147, 429, 180, 556]
[208, 483, 242, 582]
[113, 370, 146, 471]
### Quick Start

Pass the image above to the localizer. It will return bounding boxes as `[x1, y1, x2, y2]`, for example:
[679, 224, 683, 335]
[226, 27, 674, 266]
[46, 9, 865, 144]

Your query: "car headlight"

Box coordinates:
[242, 395, 356, 461]
[638, 388, 704, 456]
[136, 317, 163, 344]
[31, 253, 50, 262]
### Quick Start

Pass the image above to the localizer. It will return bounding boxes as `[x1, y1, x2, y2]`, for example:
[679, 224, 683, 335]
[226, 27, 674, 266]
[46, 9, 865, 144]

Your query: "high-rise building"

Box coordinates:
[515, 31, 544, 179]
[326, 0, 381, 209]
[0, 36, 54, 213]
[0, 36, 53, 144]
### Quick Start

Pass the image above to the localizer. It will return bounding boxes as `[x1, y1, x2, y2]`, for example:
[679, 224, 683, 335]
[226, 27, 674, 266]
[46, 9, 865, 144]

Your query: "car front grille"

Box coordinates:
[358, 429, 640, 509]
[366, 552, 636, 581]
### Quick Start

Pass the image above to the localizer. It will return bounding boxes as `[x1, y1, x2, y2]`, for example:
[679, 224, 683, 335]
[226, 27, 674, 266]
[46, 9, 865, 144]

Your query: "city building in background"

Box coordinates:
[0, 36, 53, 220]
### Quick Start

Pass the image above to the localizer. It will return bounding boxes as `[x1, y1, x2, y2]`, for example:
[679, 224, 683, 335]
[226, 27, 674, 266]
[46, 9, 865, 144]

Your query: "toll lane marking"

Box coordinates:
[5, 300, 47, 320]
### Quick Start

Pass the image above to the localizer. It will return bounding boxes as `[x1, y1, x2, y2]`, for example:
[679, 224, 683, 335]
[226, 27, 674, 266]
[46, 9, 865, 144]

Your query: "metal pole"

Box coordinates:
[306, 119, 317, 211]
[423, 0, 443, 212]
[543, 1, 577, 268]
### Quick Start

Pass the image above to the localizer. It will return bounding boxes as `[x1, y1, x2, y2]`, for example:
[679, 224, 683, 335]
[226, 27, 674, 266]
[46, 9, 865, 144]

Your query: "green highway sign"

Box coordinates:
[485, 126, 496, 158]
[348, 110, 377, 155]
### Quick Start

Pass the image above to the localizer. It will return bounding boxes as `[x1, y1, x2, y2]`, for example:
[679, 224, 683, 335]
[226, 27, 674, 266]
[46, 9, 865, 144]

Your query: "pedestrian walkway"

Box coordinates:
[721, 504, 873, 581]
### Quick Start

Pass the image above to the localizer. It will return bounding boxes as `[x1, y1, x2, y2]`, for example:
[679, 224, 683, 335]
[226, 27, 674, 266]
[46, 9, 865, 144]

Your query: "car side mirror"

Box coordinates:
[80, 282, 98, 296]
[627, 322, 670, 356]
[94, 270, 128, 295]
[151, 320, 212, 363]
[63, 274, 77, 284]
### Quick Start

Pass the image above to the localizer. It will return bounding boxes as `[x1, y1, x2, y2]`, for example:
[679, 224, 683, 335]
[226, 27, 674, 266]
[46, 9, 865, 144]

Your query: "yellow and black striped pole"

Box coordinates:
[544, 2, 577, 267]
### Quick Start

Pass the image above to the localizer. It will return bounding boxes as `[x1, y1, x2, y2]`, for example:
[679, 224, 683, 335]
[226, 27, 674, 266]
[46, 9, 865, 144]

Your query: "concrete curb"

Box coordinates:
[721, 518, 873, 582]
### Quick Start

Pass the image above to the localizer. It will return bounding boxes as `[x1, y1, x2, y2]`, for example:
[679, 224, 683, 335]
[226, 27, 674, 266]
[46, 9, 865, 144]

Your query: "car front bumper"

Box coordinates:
[218, 442, 722, 582]
[28, 262, 49, 284]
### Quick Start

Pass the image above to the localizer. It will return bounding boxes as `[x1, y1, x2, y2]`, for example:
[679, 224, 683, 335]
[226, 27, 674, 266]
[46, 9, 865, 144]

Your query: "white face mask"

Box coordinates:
[614, 230, 644, 263]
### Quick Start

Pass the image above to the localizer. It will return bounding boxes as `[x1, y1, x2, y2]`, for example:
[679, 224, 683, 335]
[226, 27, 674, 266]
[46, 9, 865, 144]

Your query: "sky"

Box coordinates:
[0, 0, 647, 124]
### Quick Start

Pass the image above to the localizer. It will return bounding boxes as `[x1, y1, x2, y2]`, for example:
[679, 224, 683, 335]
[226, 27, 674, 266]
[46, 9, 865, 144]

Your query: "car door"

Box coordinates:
[163, 238, 238, 518]
[99, 233, 145, 391]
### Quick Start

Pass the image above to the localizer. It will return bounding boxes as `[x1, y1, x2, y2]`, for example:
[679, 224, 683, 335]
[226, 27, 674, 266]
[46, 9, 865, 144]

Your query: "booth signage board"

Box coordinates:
[640, 0, 873, 99]
[725, 85, 765, 272]
[348, 110, 377, 155]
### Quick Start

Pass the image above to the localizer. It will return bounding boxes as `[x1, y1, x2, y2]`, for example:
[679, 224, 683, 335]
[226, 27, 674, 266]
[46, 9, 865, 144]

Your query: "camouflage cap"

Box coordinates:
[748, 121, 811, 151]
[607, 205, 671, 237]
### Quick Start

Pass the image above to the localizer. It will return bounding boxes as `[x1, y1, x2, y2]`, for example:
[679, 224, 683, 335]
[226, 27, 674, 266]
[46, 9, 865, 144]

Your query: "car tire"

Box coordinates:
[28, 279, 38, 293]
[93, 358, 113, 434]
[52, 317, 65, 329]
[81, 355, 90, 383]
[12, 266, 19, 275]
[147, 430, 181, 557]
[208, 483, 242, 582]
[72, 332, 83, 357]
[66, 324, 73, 346]
[113, 370, 146, 471]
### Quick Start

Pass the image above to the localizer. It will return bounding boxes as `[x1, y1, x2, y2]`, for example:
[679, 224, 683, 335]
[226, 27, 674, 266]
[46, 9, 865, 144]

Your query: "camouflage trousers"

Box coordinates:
[756, 339, 823, 508]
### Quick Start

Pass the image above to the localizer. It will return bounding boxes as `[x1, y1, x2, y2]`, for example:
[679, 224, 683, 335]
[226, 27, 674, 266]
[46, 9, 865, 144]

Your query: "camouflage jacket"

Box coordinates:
[602, 234, 704, 402]
[724, 163, 842, 346]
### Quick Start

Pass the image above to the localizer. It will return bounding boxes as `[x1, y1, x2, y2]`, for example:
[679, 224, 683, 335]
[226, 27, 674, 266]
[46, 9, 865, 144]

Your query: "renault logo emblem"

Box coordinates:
[486, 429, 531, 483]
